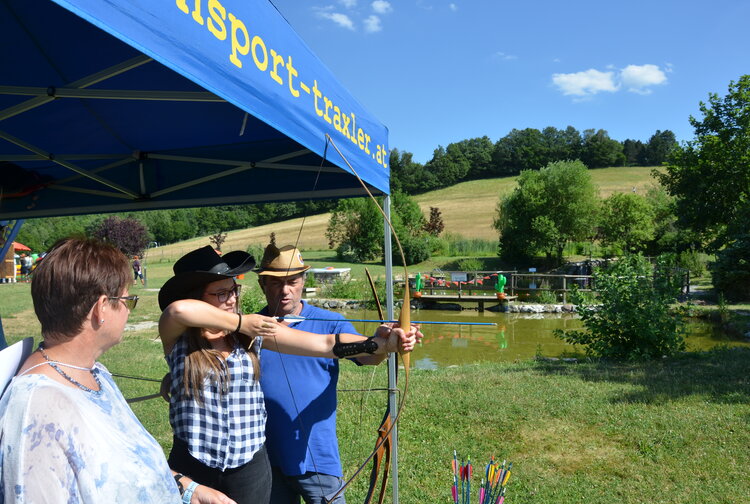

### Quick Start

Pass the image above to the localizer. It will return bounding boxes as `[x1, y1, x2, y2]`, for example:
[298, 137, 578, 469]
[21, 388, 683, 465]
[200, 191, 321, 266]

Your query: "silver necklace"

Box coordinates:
[38, 344, 101, 393]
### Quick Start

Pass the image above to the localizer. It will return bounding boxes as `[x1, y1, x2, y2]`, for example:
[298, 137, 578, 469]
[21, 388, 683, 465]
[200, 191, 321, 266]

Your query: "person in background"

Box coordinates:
[0, 237, 235, 503]
[133, 255, 145, 285]
[19, 253, 31, 278]
[256, 240, 423, 504]
[158, 246, 417, 504]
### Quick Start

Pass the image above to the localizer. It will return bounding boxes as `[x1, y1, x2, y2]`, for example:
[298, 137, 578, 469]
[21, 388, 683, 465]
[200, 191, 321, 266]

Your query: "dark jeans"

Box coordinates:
[169, 436, 271, 504]
[269, 466, 346, 504]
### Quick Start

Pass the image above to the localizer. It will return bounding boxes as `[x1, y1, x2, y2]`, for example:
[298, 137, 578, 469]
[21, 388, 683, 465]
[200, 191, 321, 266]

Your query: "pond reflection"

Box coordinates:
[339, 308, 749, 369]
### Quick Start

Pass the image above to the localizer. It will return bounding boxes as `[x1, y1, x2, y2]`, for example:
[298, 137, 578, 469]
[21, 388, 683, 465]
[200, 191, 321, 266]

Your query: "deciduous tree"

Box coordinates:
[92, 216, 148, 256]
[656, 75, 750, 249]
[599, 192, 655, 253]
[494, 160, 599, 263]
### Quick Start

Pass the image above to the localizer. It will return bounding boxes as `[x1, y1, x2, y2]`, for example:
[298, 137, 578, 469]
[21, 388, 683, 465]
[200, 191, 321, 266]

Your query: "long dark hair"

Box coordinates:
[181, 286, 260, 404]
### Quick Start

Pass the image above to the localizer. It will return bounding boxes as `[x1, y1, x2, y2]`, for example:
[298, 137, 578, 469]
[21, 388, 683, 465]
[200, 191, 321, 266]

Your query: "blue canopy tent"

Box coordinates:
[0, 0, 404, 500]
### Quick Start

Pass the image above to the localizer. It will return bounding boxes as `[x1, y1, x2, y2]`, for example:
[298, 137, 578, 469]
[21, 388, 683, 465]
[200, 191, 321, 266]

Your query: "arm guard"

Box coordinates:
[332, 333, 379, 358]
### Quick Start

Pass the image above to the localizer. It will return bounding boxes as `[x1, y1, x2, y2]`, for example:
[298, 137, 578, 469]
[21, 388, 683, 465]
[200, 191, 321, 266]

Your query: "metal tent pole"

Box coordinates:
[383, 195, 399, 504]
[0, 219, 25, 349]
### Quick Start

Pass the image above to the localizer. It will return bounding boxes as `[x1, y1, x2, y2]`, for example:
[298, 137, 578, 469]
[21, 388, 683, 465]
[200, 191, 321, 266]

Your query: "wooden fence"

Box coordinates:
[409, 269, 690, 304]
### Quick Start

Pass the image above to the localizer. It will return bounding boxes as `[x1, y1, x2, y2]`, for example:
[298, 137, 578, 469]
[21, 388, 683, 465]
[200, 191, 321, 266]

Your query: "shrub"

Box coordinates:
[240, 284, 267, 314]
[246, 243, 265, 264]
[456, 257, 483, 272]
[531, 289, 558, 304]
[711, 234, 750, 301]
[91, 216, 148, 256]
[393, 235, 431, 265]
[555, 254, 686, 360]
[677, 250, 706, 278]
[433, 233, 497, 257]
[320, 278, 368, 299]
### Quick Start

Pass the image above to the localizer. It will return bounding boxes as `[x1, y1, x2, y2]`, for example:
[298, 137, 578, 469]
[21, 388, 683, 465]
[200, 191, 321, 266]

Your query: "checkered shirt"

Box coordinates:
[167, 334, 266, 471]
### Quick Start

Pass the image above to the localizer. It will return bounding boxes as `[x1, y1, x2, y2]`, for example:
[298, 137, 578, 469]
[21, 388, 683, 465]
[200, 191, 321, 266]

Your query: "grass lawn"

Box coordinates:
[119, 346, 749, 504]
[3, 269, 749, 503]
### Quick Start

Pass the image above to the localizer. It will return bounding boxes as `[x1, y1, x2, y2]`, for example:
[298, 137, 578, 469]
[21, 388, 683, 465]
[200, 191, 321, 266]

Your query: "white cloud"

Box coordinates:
[339, 0, 357, 8]
[552, 64, 669, 97]
[363, 14, 382, 32]
[371, 0, 392, 14]
[494, 51, 517, 61]
[620, 64, 668, 94]
[449, 3, 458, 11]
[319, 12, 356, 30]
[552, 69, 618, 96]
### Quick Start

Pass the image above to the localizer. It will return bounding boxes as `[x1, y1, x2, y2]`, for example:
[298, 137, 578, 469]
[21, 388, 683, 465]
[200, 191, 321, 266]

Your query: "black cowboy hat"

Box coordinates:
[158, 246, 255, 310]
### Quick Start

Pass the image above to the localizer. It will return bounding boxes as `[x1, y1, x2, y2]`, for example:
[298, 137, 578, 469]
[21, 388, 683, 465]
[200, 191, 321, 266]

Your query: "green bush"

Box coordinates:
[246, 243, 265, 263]
[393, 235, 431, 265]
[319, 278, 368, 299]
[240, 284, 267, 314]
[530, 289, 558, 304]
[677, 250, 706, 278]
[456, 257, 483, 272]
[318, 278, 387, 307]
[441, 233, 497, 256]
[335, 242, 360, 262]
[555, 254, 686, 360]
[711, 234, 750, 301]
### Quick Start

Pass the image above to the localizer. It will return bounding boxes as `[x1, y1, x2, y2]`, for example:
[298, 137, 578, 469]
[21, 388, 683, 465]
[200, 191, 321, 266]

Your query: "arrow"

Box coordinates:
[276, 315, 496, 326]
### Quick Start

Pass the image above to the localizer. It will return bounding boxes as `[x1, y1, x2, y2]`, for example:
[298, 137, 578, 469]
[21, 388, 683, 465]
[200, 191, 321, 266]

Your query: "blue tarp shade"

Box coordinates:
[0, 0, 391, 350]
[0, 0, 390, 221]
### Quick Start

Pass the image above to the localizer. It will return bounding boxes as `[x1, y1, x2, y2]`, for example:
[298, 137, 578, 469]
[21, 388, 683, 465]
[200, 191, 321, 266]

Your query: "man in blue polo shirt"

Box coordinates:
[257, 240, 392, 504]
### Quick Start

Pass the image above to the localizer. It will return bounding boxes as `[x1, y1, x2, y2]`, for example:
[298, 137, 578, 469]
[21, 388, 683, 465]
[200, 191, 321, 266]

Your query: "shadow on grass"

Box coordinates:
[531, 347, 750, 406]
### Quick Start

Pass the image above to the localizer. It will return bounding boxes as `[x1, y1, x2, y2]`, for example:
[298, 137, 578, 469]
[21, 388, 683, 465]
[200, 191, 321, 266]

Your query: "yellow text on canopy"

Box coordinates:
[175, 0, 389, 170]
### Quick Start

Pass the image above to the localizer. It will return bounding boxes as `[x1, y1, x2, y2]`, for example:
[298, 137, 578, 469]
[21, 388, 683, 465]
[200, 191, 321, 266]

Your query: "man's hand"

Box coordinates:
[376, 324, 422, 353]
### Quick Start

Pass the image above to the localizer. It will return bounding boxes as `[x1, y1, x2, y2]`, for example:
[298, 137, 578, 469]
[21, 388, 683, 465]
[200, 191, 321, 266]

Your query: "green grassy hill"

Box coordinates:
[148, 166, 663, 261]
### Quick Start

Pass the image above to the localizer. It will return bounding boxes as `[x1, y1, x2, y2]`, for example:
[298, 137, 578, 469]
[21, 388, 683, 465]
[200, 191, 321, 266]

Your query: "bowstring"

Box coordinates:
[263, 139, 330, 494]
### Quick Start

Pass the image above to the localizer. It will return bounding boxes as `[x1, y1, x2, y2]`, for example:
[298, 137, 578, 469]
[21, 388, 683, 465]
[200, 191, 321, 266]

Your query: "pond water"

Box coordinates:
[338, 307, 750, 369]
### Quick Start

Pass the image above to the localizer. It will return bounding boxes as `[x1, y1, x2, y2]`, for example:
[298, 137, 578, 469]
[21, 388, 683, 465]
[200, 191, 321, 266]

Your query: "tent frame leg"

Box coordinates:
[0, 219, 25, 348]
[383, 195, 400, 504]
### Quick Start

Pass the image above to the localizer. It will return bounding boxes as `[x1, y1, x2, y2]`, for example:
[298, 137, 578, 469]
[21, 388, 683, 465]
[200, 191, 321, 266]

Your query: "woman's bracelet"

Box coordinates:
[182, 481, 199, 504]
[235, 312, 242, 333]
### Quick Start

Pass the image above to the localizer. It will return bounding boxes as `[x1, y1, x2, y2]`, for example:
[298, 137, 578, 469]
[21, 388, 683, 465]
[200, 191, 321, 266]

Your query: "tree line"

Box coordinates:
[390, 127, 677, 195]
[16, 200, 336, 253]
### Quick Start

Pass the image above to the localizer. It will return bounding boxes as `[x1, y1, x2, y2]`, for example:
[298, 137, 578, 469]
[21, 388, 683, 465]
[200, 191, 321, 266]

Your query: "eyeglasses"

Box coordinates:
[205, 284, 241, 304]
[109, 295, 139, 311]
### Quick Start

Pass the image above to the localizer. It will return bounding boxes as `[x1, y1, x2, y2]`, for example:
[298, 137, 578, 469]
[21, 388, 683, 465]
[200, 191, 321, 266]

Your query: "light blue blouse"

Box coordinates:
[0, 363, 180, 503]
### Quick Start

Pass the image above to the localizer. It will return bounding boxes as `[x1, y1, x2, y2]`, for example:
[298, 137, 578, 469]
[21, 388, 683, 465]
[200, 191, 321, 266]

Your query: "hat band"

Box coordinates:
[206, 263, 231, 274]
[260, 266, 308, 273]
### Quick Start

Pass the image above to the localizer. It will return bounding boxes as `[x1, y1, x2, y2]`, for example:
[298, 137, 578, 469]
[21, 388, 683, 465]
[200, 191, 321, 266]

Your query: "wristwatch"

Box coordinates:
[174, 473, 185, 495]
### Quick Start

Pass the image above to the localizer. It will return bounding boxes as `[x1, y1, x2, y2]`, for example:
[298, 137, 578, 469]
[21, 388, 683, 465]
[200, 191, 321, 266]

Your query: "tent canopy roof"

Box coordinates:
[0, 0, 390, 221]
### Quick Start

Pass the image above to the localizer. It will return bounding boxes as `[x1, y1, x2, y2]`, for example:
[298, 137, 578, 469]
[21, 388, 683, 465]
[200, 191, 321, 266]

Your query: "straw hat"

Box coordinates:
[158, 245, 255, 310]
[256, 243, 310, 277]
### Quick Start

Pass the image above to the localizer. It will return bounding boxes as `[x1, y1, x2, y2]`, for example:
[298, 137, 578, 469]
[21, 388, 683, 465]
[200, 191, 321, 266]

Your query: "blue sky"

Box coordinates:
[270, 0, 749, 163]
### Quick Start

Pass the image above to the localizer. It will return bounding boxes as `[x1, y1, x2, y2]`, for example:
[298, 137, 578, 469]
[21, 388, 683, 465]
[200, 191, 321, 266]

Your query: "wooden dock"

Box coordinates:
[413, 294, 517, 312]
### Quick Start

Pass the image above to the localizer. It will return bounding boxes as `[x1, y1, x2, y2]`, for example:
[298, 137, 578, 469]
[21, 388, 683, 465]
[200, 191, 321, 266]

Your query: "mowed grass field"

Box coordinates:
[147, 166, 663, 262]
